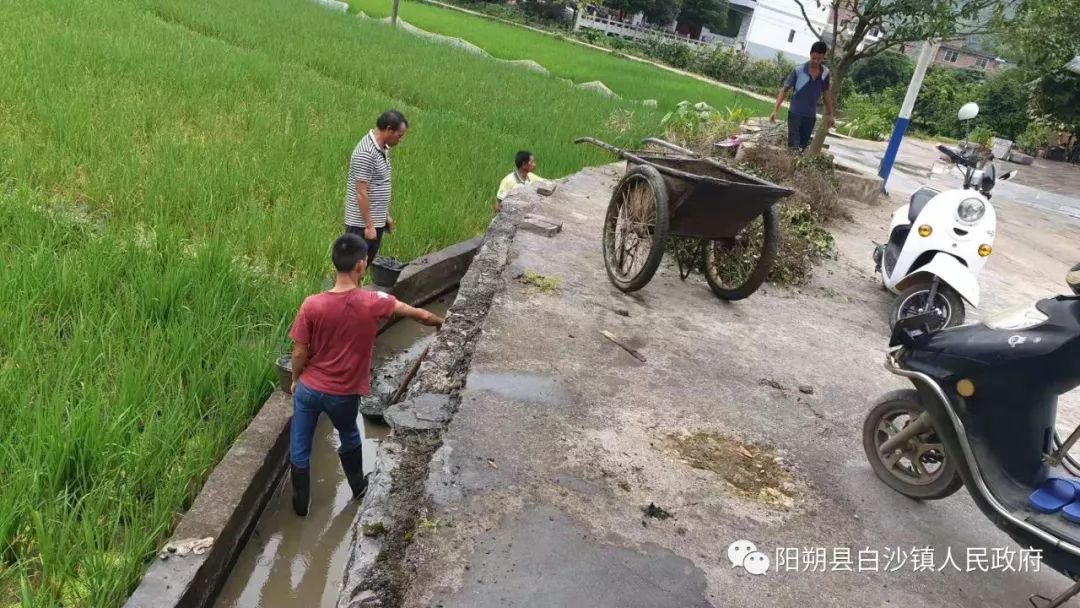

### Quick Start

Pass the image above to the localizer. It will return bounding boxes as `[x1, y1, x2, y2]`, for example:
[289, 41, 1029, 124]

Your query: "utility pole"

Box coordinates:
[392, 0, 400, 25]
[878, 40, 939, 193]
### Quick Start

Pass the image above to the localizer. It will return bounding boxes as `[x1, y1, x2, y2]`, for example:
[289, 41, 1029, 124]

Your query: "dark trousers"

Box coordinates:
[344, 225, 384, 266]
[787, 114, 817, 152]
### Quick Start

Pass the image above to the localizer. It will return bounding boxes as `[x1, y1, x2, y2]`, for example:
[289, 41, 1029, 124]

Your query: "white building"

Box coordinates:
[575, 0, 838, 65]
[740, 0, 831, 64]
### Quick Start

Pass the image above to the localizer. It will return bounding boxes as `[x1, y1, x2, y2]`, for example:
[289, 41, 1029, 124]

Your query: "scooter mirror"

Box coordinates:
[1068, 263, 1080, 296]
[958, 102, 980, 121]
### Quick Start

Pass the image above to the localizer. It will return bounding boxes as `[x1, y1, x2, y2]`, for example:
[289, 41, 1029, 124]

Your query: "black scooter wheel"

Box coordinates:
[863, 390, 964, 501]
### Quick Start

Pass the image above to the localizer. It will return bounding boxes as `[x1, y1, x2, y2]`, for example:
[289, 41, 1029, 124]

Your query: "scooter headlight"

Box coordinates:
[958, 197, 986, 223]
[984, 302, 1049, 331]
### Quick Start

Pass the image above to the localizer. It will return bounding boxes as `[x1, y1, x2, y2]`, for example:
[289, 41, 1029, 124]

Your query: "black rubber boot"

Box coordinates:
[290, 464, 310, 517]
[338, 444, 368, 500]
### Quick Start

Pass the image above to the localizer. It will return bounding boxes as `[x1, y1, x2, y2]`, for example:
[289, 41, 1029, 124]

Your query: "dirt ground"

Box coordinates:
[393, 160, 1080, 608]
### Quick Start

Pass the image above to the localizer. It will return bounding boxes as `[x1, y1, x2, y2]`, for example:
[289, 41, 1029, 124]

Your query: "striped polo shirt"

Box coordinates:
[344, 131, 392, 228]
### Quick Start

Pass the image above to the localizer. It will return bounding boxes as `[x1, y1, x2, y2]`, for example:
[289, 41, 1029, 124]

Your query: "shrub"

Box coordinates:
[660, 101, 742, 151]
[837, 92, 898, 141]
[731, 144, 844, 284]
[848, 53, 915, 97]
[1015, 120, 1057, 154]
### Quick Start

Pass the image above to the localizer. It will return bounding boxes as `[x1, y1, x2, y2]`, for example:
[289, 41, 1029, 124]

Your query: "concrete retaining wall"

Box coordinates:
[122, 237, 482, 608]
[835, 166, 886, 206]
[335, 182, 546, 608]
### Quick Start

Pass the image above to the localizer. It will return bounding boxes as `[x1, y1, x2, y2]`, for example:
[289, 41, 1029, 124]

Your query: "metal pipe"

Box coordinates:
[878, 411, 931, 455]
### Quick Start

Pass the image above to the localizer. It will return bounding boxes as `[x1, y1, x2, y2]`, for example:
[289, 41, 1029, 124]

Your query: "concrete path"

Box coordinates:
[396, 165, 1080, 607]
[826, 135, 1080, 220]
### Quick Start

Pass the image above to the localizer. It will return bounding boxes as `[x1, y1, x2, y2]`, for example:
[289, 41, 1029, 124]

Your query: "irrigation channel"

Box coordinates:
[212, 290, 456, 608]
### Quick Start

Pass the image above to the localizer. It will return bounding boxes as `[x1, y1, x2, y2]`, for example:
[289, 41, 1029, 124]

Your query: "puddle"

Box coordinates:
[213, 291, 455, 608]
[464, 371, 569, 405]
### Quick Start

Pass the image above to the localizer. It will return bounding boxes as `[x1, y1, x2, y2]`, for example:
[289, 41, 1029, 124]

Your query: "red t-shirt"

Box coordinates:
[288, 289, 397, 396]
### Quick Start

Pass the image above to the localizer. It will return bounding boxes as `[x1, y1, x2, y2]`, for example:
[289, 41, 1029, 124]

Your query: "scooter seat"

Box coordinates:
[1028, 478, 1080, 513]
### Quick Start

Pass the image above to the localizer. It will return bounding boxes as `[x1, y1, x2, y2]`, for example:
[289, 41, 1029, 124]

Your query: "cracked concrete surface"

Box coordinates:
[391, 163, 1080, 607]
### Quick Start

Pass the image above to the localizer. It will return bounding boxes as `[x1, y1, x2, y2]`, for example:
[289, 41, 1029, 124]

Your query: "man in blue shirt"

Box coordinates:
[769, 41, 835, 152]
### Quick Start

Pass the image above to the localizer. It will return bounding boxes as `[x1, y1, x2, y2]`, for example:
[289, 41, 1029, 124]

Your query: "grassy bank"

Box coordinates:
[0, 0, 665, 605]
[349, 0, 773, 113]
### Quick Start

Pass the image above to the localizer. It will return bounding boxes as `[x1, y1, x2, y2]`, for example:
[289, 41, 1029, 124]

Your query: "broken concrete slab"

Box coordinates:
[383, 393, 453, 431]
[391, 236, 481, 309]
[520, 216, 562, 237]
[835, 167, 886, 206]
[536, 180, 558, 196]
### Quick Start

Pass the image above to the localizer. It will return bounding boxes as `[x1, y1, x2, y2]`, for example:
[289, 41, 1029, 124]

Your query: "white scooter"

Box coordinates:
[872, 102, 1017, 331]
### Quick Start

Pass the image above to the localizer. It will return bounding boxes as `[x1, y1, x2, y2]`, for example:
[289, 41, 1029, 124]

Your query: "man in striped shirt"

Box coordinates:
[345, 110, 408, 265]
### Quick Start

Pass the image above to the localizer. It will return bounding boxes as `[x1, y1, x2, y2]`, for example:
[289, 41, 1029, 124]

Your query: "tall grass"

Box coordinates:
[350, 0, 773, 114]
[0, 188, 302, 607]
[0, 0, 669, 605]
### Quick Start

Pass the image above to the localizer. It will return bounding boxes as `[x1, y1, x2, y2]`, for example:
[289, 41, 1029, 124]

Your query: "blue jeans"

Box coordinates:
[787, 114, 817, 151]
[290, 380, 362, 470]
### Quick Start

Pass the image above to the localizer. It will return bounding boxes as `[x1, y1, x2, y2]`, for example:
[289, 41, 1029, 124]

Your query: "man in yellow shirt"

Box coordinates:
[495, 150, 542, 211]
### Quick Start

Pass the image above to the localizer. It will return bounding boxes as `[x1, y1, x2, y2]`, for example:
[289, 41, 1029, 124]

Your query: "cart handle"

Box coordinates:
[640, 138, 697, 157]
[573, 136, 627, 157]
[576, 137, 791, 195]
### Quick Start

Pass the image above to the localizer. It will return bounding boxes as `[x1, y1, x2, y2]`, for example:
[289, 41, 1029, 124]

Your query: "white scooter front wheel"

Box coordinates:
[889, 280, 966, 331]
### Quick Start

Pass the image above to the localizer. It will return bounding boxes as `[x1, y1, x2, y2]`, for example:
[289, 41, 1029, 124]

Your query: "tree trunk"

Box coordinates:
[807, 60, 848, 155]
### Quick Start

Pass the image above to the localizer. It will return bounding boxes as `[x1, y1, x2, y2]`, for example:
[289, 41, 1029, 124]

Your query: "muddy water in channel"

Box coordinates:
[213, 290, 456, 608]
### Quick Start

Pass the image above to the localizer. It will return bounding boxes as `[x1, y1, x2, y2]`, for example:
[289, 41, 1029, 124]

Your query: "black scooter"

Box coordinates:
[863, 263, 1080, 607]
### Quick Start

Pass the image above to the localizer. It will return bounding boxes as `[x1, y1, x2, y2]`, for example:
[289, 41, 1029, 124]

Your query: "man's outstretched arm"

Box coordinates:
[393, 300, 444, 327]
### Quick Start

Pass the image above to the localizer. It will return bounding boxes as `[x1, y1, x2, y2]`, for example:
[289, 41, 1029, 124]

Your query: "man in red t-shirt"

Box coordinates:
[286, 233, 443, 517]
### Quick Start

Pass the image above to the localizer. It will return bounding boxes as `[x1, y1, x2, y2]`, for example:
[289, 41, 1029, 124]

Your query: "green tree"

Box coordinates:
[848, 52, 914, 96]
[643, 0, 680, 26]
[977, 68, 1034, 140]
[909, 66, 982, 138]
[1001, 0, 1080, 71]
[1033, 69, 1080, 133]
[677, 0, 728, 32]
[1000, 0, 1080, 135]
[792, 0, 1016, 154]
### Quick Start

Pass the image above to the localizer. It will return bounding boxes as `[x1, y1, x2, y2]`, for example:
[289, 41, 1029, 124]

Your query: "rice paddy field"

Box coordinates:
[0, 0, 765, 605]
[351, 0, 768, 111]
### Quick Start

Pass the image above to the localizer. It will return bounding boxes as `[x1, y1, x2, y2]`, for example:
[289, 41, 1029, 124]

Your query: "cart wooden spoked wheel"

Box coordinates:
[603, 165, 670, 292]
[702, 208, 780, 300]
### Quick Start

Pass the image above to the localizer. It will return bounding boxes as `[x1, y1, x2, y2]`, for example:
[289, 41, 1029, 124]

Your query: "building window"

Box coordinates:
[942, 49, 959, 63]
[788, 29, 795, 43]
[975, 57, 989, 69]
